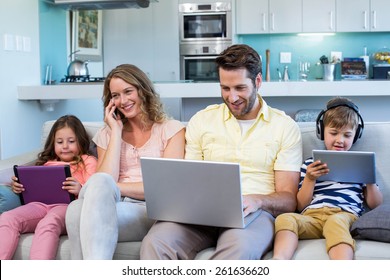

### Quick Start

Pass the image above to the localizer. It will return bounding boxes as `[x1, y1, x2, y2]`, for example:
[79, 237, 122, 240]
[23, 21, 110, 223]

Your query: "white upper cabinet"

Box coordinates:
[336, 0, 370, 32]
[236, 0, 389, 34]
[370, 0, 390, 32]
[269, 0, 302, 33]
[302, 0, 336, 32]
[236, 0, 302, 34]
[236, 0, 269, 34]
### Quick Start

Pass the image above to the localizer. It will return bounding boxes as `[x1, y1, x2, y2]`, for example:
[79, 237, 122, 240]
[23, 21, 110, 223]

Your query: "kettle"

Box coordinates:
[67, 59, 89, 77]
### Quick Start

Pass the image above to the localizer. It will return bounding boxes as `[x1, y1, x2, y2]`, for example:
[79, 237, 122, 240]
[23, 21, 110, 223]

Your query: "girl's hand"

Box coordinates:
[62, 177, 82, 196]
[305, 160, 329, 181]
[104, 99, 123, 131]
[11, 176, 24, 193]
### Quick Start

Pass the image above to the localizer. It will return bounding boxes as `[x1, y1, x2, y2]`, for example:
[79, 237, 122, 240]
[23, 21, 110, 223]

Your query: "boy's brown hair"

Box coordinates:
[316, 96, 364, 143]
[323, 97, 359, 131]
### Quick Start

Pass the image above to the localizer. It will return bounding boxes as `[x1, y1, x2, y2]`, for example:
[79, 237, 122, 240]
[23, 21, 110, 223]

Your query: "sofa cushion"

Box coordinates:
[350, 204, 390, 243]
[0, 184, 21, 214]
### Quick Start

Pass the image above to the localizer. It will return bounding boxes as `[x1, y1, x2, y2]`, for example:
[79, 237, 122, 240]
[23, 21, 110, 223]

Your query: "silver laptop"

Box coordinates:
[312, 150, 376, 184]
[140, 157, 261, 229]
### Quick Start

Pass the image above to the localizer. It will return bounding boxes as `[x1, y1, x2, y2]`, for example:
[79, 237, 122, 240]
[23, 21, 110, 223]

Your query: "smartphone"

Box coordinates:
[112, 108, 119, 120]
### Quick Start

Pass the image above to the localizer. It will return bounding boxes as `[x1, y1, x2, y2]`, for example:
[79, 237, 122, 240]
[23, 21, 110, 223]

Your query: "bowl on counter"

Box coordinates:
[372, 47, 390, 64]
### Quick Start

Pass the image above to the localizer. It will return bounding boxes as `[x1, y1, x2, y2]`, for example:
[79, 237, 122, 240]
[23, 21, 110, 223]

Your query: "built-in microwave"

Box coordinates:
[180, 42, 231, 82]
[179, 2, 232, 43]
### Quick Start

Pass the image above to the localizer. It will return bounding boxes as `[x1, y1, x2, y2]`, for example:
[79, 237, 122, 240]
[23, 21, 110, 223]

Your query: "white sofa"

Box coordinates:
[0, 120, 389, 260]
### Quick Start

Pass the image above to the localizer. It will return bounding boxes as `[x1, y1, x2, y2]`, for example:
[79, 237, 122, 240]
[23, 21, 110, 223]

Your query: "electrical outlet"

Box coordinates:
[280, 52, 292, 63]
[330, 51, 342, 63]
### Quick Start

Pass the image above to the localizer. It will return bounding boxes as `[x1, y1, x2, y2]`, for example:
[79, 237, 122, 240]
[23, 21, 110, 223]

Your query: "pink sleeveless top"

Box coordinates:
[92, 120, 184, 183]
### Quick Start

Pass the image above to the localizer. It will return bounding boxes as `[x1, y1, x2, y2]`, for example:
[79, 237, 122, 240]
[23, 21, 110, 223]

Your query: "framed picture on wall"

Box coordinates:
[72, 10, 102, 61]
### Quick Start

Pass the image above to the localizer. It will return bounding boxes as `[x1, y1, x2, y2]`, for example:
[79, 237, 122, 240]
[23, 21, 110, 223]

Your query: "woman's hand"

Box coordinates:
[11, 176, 24, 193]
[104, 99, 123, 131]
[62, 177, 82, 196]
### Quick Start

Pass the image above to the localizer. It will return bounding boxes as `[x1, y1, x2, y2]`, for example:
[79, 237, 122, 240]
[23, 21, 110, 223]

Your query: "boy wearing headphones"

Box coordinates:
[272, 97, 383, 260]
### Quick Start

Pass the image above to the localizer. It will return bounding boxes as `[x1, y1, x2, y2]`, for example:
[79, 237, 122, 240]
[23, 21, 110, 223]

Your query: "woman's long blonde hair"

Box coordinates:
[102, 64, 168, 129]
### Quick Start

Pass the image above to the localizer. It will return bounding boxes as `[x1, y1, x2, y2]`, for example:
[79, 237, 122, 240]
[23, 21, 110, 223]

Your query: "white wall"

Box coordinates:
[0, 0, 44, 159]
[0, 0, 103, 160]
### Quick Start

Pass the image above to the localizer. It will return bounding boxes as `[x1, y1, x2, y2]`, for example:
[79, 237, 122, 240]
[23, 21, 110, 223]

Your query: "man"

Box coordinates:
[140, 44, 302, 260]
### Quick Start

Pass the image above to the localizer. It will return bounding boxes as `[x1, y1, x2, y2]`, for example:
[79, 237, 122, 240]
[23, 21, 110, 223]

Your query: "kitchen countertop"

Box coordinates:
[17, 80, 390, 100]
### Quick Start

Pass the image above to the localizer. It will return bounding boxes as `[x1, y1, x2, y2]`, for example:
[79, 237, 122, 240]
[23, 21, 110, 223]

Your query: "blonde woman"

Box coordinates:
[66, 64, 185, 259]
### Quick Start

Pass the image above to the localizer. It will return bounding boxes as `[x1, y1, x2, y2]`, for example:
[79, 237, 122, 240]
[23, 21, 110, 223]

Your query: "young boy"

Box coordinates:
[272, 97, 383, 260]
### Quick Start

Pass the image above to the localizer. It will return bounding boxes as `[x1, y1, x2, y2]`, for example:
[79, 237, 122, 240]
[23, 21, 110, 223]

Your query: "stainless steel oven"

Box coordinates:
[179, 2, 232, 43]
[180, 42, 231, 82]
[179, 2, 232, 82]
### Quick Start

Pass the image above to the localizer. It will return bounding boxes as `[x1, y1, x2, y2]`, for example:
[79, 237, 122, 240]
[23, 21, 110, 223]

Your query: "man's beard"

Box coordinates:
[225, 88, 257, 119]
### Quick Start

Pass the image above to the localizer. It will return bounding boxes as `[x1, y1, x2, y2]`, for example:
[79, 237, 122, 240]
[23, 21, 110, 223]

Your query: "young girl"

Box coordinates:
[0, 115, 97, 260]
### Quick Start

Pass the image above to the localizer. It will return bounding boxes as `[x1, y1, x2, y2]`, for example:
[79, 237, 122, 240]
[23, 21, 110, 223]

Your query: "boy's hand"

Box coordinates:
[62, 177, 82, 196]
[306, 160, 329, 181]
[11, 176, 25, 193]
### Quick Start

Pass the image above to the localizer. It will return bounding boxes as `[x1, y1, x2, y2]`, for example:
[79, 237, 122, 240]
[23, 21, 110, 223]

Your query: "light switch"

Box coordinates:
[23, 36, 31, 52]
[3, 34, 14, 51]
[15, 35, 23, 52]
[280, 52, 292, 63]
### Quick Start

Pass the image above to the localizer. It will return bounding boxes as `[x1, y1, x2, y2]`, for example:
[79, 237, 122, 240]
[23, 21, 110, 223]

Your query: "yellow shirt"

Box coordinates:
[185, 96, 302, 195]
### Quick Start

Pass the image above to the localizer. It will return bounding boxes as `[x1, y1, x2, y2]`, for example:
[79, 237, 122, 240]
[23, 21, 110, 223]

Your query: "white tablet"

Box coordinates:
[312, 150, 376, 184]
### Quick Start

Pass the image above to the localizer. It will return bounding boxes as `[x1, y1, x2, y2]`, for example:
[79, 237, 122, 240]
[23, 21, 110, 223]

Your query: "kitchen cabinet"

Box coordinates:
[103, 0, 179, 81]
[336, 0, 370, 32]
[236, 0, 269, 34]
[336, 0, 390, 32]
[236, 0, 302, 34]
[302, 0, 335, 33]
[370, 0, 390, 32]
[269, 0, 302, 33]
[236, 0, 389, 35]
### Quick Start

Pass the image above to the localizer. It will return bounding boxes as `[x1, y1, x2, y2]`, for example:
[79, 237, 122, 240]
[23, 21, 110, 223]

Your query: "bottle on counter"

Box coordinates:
[360, 46, 370, 78]
[283, 65, 289, 81]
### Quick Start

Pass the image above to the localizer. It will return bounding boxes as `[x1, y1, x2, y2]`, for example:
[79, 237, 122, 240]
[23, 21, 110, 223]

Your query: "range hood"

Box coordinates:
[49, 0, 157, 10]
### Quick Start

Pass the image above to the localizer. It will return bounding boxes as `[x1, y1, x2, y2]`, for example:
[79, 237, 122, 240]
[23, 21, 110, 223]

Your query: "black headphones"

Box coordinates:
[316, 99, 364, 144]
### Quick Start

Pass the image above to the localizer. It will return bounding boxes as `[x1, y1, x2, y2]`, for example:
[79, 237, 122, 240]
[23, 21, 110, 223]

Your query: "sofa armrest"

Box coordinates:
[0, 149, 40, 186]
[0, 185, 21, 213]
[0, 150, 39, 213]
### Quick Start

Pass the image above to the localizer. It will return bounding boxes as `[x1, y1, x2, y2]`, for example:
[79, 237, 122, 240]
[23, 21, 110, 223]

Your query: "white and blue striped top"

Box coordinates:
[299, 157, 365, 217]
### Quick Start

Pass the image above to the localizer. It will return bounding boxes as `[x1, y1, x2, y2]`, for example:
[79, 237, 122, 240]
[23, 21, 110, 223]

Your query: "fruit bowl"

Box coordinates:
[372, 47, 390, 64]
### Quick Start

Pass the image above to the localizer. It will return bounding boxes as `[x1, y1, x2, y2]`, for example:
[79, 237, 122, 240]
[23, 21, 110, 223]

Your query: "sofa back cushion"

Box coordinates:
[298, 122, 390, 205]
[40, 120, 390, 204]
